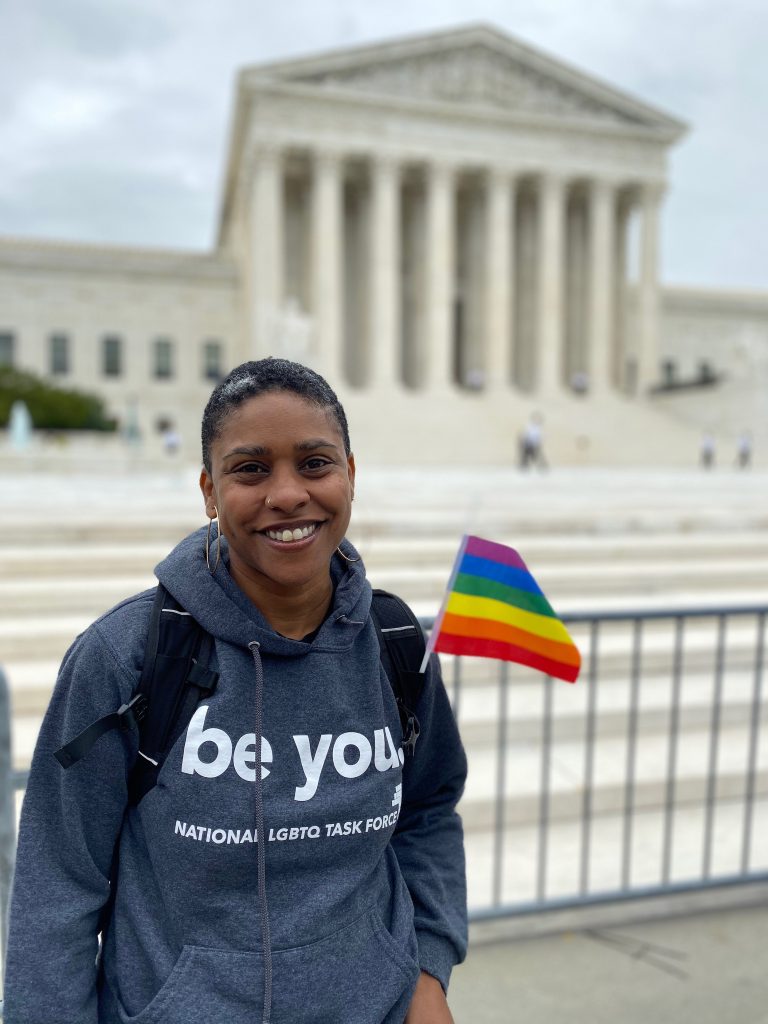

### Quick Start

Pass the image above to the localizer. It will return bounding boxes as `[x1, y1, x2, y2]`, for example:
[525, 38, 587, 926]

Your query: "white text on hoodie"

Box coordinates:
[180, 705, 405, 801]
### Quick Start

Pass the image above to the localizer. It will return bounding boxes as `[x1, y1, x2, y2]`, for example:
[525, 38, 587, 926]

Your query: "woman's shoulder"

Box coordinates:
[91, 586, 156, 637]
[66, 587, 157, 688]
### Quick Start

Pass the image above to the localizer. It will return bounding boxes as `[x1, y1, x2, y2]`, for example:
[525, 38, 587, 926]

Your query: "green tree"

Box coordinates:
[0, 368, 116, 431]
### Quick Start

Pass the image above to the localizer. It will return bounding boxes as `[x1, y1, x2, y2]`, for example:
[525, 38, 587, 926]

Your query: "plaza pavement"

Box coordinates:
[448, 893, 768, 1023]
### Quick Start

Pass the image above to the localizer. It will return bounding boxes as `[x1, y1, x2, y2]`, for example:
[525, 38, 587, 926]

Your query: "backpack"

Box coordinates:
[54, 585, 426, 803]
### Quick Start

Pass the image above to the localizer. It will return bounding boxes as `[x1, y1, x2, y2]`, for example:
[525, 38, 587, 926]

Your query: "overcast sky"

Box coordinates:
[2, 0, 766, 290]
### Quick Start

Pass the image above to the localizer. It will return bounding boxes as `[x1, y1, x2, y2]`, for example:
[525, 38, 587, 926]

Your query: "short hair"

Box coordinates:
[201, 358, 351, 471]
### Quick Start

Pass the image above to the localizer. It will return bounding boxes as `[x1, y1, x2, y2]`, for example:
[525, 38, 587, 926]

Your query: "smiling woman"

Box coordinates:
[200, 377, 356, 637]
[3, 358, 468, 1024]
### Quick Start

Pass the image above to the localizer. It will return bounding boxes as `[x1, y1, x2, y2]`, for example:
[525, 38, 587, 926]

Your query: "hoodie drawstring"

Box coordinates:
[248, 640, 273, 1024]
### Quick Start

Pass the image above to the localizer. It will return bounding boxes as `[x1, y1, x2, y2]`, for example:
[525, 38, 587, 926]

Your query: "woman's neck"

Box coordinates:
[231, 566, 333, 640]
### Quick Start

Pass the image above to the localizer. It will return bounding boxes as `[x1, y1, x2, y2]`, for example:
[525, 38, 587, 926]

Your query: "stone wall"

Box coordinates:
[0, 239, 243, 452]
[659, 287, 768, 384]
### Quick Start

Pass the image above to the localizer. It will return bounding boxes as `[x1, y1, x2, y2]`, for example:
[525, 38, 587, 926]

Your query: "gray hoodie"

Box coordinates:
[4, 528, 467, 1024]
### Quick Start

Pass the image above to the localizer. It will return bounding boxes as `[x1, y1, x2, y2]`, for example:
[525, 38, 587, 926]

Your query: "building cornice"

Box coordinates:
[662, 285, 768, 318]
[0, 236, 237, 283]
[250, 79, 684, 145]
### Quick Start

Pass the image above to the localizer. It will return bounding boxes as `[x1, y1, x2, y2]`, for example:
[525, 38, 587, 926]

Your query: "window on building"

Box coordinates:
[661, 359, 676, 386]
[49, 333, 70, 375]
[103, 335, 123, 377]
[203, 340, 223, 382]
[698, 360, 716, 384]
[153, 337, 174, 380]
[0, 331, 15, 367]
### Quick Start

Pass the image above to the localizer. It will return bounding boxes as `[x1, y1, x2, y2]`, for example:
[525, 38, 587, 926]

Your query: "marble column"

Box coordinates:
[636, 183, 664, 392]
[369, 156, 401, 389]
[587, 179, 615, 392]
[425, 162, 455, 390]
[613, 192, 632, 391]
[536, 174, 566, 394]
[486, 169, 514, 389]
[249, 145, 284, 356]
[311, 151, 344, 384]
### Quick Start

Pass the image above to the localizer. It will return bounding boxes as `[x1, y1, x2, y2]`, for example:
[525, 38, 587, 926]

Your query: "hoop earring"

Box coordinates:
[206, 507, 221, 573]
[336, 545, 360, 564]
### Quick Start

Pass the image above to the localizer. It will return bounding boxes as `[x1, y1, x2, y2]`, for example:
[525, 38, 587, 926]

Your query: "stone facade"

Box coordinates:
[0, 25, 763, 464]
[659, 287, 768, 386]
[225, 27, 683, 400]
[0, 239, 240, 448]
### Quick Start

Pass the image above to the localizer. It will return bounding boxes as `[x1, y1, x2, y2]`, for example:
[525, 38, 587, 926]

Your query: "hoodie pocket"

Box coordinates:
[113, 944, 265, 1024]
[270, 906, 421, 1024]
[113, 908, 419, 1024]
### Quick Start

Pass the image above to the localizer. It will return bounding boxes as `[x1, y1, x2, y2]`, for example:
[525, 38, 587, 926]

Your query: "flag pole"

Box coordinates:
[419, 533, 470, 673]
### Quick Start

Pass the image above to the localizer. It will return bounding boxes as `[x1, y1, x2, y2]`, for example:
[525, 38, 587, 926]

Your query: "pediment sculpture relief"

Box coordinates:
[292, 45, 646, 128]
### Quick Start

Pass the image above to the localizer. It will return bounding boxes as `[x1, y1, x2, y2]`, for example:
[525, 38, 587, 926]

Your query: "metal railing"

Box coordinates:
[0, 604, 766, 943]
[433, 604, 768, 920]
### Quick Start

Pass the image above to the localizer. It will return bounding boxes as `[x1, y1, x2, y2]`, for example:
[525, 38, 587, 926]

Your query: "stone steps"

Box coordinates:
[461, 766, 768, 833]
[0, 577, 155, 614]
[458, 717, 768, 831]
[0, 547, 169, 580]
[6, 501, 768, 539]
[9, 665, 765, 754]
[1, 612, 762, 697]
[463, 796, 768, 907]
[4, 468, 768, 532]
[2, 563, 768, 615]
[8, 523, 768, 559]
[9, 535, 768, 572]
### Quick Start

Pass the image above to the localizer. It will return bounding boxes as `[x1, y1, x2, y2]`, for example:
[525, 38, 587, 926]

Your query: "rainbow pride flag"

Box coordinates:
[421, 535, 581, 683]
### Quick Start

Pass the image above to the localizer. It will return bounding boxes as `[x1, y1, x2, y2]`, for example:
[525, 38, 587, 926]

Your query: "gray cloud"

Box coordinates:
[10, 0, 173, 60]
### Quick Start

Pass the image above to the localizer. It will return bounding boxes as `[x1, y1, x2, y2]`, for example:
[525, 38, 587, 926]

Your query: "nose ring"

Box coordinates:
[265, 495, 273, 508]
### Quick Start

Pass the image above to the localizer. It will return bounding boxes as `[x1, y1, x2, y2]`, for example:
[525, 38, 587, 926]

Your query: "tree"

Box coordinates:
[0, 368, 116, 431]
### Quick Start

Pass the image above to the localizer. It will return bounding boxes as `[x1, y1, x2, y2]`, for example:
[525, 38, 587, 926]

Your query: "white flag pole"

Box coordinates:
[419, 533, 470, 673]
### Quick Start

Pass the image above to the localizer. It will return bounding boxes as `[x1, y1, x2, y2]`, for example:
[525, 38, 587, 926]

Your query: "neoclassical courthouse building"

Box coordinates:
[1, 25, 767, 464]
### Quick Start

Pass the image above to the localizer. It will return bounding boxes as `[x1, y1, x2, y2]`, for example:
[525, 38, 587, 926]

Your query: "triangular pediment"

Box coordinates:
[247, 25, 686, 136]
[291, 43, 646, 129]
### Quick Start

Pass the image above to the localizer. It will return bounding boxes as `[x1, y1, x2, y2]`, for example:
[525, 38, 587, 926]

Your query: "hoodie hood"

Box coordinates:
[155, 526, 371, 656]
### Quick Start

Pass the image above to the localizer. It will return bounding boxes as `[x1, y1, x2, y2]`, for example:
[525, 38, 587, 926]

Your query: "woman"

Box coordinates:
[4, 359, 467, 1024]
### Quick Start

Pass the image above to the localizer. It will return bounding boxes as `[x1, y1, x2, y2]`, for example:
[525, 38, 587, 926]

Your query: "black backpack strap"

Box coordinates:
[52, 588, 165, 769]
[54, 585, 219, 807]
[53, 694, 148, 769]
[127, 586, 218, 805]
[370, 590, 426, 757]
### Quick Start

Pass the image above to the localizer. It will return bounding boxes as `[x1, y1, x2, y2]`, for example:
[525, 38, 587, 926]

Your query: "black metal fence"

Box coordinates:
[0, 604, 766, 945]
